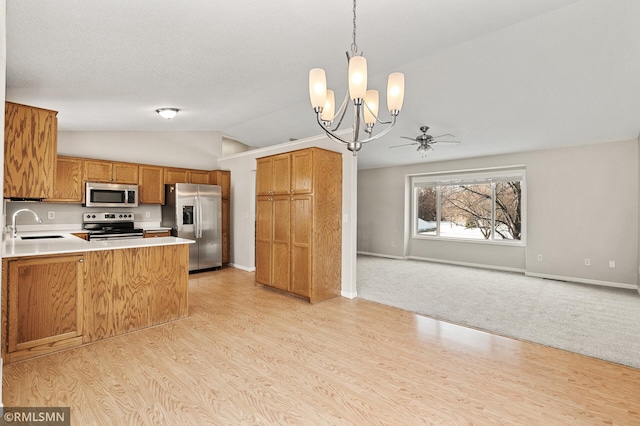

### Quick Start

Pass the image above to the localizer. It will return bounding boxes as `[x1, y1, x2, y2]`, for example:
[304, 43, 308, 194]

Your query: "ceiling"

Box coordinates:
[6, 0, 640, 169]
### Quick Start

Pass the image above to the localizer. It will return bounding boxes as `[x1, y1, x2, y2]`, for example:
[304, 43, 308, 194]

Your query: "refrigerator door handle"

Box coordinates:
[197, 193, 204, 239]
[194, 195, 200, 239]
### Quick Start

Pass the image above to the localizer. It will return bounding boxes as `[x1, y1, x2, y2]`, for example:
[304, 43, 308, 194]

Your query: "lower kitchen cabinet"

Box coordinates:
[1, 244, 190, 363]
[2, 254, 84, 363]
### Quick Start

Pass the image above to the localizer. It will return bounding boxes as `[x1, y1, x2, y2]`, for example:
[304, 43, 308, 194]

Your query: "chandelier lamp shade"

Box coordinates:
[308, 0, 405, 155]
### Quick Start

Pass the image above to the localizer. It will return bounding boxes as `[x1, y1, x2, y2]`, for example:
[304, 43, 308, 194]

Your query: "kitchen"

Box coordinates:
[1, 101, 234, 364]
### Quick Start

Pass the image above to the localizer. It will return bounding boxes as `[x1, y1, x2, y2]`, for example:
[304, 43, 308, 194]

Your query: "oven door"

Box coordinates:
[85, 182, 139, 207]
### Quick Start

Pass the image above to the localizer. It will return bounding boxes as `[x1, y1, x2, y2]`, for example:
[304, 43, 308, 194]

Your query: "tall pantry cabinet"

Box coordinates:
[255, 147, 342, 303]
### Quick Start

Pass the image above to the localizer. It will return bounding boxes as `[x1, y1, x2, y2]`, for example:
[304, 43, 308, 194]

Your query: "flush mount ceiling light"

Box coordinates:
[308, 0, 405, 156]
[155, 108, 179, 119]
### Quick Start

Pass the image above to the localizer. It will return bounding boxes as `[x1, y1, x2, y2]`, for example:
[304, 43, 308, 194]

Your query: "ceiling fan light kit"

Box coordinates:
[391, 125, 460, 157]
[308, 0, 405, 155]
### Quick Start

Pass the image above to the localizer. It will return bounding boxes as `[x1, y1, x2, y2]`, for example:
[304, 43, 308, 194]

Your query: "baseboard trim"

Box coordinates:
[357, 251, 405, 260]
[406, 255, 526, 273]
[341, 290, 357, 299]
[229, 263, 256, 272]
[525, 272, 638, 290]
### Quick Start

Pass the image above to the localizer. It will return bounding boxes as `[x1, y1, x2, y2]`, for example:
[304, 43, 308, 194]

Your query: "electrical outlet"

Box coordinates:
[584, 258, 591, 266]
[537, 254, 542, 261]
[609, 260, 616, 269]
[47, 211, 55, 220]
[145, 211, 151, 218]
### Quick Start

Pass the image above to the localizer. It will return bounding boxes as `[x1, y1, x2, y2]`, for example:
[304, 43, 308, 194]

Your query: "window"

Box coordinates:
[413, 169, 524, 243]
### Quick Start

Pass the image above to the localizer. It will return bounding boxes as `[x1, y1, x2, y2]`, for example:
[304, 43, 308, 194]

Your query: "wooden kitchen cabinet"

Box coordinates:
[211, 170, 231, 199]
[188, 169, 210, 184]
[164, 167, 189, 185]
[45, 156, 83, 203]
[138, 164, 165, 204]
[4, 102, 58, 199]
[256, 154, 290, 195]
[84, 159, 138, 184]
[2, 254, 84, 363]
[255, 147, 342, 303]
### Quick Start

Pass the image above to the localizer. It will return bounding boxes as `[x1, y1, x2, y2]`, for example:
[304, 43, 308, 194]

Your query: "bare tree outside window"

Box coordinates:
[415, 179, 522, 241]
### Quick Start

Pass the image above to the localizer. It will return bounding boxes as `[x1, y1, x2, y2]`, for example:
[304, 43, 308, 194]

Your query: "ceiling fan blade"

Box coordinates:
[434, 140, 461, 144]
[400, 136, 417, 141]
[432, 133, 455, 139]
[389, 142, 418, 148]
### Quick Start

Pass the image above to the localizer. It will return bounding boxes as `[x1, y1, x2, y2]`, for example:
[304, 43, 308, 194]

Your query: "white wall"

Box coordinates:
[358, 139, 638, 289]
[58, 131, 223, 169]
[217, 134, 358, 298]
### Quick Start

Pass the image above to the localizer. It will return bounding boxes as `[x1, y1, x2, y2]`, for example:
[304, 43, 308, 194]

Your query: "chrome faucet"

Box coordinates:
[9, 208, 43, 239]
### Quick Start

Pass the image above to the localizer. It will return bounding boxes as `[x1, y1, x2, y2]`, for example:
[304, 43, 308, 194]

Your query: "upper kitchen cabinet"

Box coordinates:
[210, 170, 230, 199]
[164, 167, 212, 185]
[188, 169, 210, 185]
[45, 156, 83, 203]
[138, 165, 165, 204]
[164, 167, 188, 185]
[256, 153, 290, 195]
[4, 102, 58, 199]
[83, 159, 138, 184]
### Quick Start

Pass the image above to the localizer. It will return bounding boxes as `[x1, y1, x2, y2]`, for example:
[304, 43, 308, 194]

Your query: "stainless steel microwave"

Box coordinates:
[85, 182, 139, 207]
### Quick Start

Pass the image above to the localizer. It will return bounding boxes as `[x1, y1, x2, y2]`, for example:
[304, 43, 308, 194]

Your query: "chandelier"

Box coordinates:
[308, 0, 405, 155]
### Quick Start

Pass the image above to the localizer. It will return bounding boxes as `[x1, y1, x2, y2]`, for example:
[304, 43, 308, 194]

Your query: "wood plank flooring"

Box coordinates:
[3, 267, 640, 425]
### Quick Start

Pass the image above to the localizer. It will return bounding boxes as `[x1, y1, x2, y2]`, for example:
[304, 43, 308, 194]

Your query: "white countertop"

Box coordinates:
[2, 230, 194, 258]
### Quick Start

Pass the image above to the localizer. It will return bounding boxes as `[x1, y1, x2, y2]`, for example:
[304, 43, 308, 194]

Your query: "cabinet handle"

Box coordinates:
[79, 258, 84, 263]
[290, 189, 294, 193]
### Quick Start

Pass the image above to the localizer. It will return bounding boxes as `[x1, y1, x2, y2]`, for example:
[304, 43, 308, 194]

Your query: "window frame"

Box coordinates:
[411, 167, 526, 246]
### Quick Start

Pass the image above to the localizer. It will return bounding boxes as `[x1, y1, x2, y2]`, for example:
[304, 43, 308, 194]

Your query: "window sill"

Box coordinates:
[412, 235, 525, 247]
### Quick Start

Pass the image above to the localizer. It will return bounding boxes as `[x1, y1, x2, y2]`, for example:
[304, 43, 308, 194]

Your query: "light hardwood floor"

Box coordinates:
[3, 267, 640, 425]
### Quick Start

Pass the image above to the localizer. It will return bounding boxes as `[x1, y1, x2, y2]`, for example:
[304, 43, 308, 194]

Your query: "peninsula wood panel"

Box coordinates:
[83, 245, 189, 342]
[3, 254, 84, 363]
[4, 101, 58, 199]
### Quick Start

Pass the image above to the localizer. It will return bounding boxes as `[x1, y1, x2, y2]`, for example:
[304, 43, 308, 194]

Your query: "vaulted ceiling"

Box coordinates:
[6, 0, 640, 169]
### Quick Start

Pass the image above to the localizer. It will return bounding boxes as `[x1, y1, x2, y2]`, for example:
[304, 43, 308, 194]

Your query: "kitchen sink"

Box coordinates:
[20, 235, 64, 240]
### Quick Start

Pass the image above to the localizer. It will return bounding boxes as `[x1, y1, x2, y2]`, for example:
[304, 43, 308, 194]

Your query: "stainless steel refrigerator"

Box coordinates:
[162, 183, 222, 272]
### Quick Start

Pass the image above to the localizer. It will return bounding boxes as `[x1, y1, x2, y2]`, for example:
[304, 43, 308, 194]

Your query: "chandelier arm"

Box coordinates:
[353, 115, 398, 144]
[330, 91, 351, 132]
[316, 112, 359, 145]
[363, 101, 393, 126]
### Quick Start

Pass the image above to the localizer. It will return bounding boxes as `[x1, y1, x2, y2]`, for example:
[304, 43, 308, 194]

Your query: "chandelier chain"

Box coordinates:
[351, 0, 358, 54]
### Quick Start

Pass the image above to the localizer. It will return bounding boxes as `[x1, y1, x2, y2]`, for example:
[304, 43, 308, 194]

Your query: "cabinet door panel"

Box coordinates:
[272, 154, 291, 194]
[4, 102, 57, 199]
[164, 168, 189, 185]
[83, 159, 112, 182]
[291, 195, 312, 297]
[256, 158, 273, 195]
[47, 156, 83, 202]
[113, 162, 139, 184]
[271, 197, 290, 290]
[188, 170, 210, 184]
[291, 150, 313, 194]
[139, 165, 165, 204]
[8, 255, 83, 352]
[255, 197, 273, 285]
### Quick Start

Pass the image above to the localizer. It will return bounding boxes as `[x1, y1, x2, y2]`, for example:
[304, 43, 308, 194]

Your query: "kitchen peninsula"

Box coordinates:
[1, 234, 193, 363]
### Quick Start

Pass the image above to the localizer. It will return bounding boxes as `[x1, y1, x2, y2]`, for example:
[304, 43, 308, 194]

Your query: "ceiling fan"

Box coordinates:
[390, 125, 460, 155]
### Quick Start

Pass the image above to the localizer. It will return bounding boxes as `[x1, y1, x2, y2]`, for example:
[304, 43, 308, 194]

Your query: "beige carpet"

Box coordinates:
[356, 255, 640, 369]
